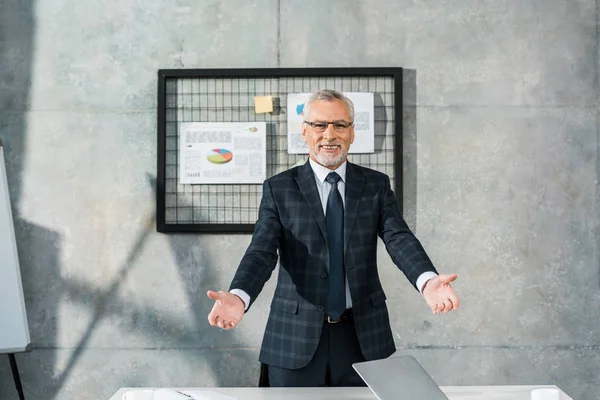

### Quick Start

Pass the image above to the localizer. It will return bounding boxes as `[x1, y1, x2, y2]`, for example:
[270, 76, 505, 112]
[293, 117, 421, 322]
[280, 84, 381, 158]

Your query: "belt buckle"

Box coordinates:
[327, 315, 342, 324]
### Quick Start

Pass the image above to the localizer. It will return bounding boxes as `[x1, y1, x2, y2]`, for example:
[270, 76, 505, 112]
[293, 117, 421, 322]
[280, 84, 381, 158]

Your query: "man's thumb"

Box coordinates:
[207, 290, 222, 300]
[440, 273, 458, 283]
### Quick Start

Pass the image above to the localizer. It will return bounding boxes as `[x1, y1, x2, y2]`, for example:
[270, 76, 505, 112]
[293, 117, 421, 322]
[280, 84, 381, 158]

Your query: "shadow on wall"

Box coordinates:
[167, 234, 260, 387]
[1, 174, 256, 399]
[14, 175, 256, 399]
[0, 0, 254, 388]
[402, 69, 418, 232]
[7, 220, 62, 400]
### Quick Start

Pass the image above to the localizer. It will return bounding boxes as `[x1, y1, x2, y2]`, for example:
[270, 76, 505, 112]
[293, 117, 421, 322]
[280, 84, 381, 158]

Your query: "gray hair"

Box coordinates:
[303, 89, 355, 121]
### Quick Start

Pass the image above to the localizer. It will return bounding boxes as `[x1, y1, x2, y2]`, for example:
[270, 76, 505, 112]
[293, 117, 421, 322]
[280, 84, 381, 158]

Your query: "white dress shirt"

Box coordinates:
[231, 159, 436, 310]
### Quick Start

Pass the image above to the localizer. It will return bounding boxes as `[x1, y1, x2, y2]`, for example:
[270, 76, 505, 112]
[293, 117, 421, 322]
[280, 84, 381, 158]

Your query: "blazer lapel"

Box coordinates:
[295, 161, 328, 243]
[344, 162, 364, 253]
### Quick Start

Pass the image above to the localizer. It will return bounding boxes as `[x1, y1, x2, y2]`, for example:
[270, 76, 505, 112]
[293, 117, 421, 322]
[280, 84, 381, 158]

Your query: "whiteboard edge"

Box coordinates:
[0, 145, 31, 350]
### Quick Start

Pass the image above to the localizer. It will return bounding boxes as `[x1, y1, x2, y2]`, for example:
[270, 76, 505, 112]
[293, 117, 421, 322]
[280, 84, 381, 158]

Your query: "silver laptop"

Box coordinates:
[353, 355, 449, 400]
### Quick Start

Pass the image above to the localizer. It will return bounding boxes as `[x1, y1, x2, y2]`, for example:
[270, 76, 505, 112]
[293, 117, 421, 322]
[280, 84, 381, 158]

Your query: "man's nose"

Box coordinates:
[322, 124, 336, 139]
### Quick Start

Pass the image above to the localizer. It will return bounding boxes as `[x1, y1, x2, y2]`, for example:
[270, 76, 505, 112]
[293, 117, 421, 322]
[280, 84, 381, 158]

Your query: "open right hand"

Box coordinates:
[207, 290, 245, 330]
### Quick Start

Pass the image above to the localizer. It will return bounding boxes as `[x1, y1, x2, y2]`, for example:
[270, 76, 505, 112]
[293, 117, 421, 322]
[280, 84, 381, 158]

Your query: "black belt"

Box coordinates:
[325, 308, 353, 324]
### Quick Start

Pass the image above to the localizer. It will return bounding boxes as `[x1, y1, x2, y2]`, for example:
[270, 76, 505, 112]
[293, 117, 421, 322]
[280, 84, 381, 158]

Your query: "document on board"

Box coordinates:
[286, 92, 375, 154]
[179, 122, 267, 184]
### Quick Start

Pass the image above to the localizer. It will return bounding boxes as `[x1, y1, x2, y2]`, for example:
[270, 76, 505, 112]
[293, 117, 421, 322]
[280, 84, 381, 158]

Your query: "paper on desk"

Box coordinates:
[153, 389, 195, 400]
[179, 390, 237, 400]
[122, 389, 155, 400]
[531, 388, 559, 400]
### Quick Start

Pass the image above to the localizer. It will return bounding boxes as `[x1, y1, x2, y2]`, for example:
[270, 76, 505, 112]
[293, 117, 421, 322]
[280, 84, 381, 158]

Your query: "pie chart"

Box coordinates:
[207, 149, 233, 164]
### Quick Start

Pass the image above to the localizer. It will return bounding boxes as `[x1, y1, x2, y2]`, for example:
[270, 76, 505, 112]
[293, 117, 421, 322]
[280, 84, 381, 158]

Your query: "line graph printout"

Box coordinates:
[179, 122, 267, 184]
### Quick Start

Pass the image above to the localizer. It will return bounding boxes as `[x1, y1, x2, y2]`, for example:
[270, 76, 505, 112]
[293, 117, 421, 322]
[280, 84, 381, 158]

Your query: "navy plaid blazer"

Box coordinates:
[229, 160, 437, 369]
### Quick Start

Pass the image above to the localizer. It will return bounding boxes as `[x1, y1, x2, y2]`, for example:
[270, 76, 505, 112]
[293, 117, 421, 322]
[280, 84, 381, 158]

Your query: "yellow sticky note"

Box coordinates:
[254, 96, 273, 113]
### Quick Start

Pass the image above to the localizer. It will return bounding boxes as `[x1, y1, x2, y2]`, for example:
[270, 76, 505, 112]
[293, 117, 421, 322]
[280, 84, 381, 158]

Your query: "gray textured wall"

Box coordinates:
[1, 0, 598, 399]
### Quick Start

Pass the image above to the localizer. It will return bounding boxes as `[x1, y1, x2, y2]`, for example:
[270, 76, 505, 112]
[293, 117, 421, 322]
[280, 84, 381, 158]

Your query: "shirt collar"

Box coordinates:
[308, 158, 347, 184]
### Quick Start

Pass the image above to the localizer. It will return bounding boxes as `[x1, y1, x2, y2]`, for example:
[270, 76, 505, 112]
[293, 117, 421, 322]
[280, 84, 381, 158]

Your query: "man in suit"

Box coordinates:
[207, 89, 460, 387]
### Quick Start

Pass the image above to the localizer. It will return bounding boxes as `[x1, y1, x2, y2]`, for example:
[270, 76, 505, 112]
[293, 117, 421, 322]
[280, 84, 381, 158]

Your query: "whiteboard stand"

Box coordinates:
[8, 353, 25, 400]
[0, 142, 30, 400]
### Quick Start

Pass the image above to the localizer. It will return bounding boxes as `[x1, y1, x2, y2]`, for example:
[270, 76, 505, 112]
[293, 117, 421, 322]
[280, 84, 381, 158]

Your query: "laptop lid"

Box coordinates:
[352, 355, 449, 400]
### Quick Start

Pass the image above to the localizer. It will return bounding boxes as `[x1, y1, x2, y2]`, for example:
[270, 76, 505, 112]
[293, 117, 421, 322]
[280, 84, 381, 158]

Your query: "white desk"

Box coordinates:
[110, 385, 573, 400]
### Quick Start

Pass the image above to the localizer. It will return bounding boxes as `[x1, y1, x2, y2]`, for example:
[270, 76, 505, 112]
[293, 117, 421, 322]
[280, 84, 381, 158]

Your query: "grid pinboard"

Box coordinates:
[161, 74, 398, 231]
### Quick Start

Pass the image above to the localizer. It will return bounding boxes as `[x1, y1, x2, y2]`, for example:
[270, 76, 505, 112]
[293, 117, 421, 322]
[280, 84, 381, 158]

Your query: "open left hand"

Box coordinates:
[207, 290, 245, 330]
[422, 274, 460, 314]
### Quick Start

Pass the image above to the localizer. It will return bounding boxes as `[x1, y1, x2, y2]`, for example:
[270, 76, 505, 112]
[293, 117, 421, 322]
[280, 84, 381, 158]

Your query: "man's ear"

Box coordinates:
[301, 123, 308, 142]
[350, 126, 355, 144]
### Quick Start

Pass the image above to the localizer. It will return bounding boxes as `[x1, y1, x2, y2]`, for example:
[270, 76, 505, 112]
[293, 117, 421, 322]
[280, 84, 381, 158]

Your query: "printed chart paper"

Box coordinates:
[179, 122, 266, 184]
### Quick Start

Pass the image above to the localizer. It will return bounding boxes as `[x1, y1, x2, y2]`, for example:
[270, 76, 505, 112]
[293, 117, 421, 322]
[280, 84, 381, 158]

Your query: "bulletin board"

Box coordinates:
[156, 68, 403, 233]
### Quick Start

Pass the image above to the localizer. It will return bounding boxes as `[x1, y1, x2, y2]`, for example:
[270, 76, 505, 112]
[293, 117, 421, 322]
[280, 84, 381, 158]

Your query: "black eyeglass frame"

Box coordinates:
[303, 120, 354, 132]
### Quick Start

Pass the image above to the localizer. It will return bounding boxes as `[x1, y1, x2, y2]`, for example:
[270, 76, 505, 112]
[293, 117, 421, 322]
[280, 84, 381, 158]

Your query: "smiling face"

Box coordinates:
[302, 99, 355, 170]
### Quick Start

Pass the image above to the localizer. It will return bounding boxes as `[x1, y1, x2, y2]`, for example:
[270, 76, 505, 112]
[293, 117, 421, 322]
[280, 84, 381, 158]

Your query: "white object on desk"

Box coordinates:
[181, 390, 236, 400]
[531, 388, 560, 400]
[123, 389, 192, 400]
[111, 385, 573, 400]
[122, 389, 236, 400]
[123, 389, 154, 400]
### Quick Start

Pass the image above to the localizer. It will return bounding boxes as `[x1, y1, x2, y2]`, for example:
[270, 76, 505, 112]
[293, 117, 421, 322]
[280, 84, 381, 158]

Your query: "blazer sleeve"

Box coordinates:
[228, 179, 281, 309]
[378, 175, 438, 290]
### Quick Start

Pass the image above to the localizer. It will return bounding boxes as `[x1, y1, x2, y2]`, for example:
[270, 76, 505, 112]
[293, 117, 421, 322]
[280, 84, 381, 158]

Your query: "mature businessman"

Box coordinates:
[207, 89, 460, 387]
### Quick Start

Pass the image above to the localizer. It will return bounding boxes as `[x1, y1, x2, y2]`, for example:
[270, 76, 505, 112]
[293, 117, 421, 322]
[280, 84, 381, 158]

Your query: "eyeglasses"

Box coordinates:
[304, 121, 353, 132]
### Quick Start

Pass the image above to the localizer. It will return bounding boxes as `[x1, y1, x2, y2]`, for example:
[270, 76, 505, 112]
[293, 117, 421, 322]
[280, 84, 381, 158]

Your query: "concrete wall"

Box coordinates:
[1, 0, 598, 398]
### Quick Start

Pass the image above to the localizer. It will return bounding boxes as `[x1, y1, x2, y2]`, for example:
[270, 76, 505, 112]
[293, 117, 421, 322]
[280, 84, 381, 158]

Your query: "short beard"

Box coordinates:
[312, 148, 347, 168]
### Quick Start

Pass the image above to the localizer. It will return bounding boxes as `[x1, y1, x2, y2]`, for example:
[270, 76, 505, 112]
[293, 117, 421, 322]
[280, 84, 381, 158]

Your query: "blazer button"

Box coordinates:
[321, 272, 328, 279]
[317, 305, 324, 312]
